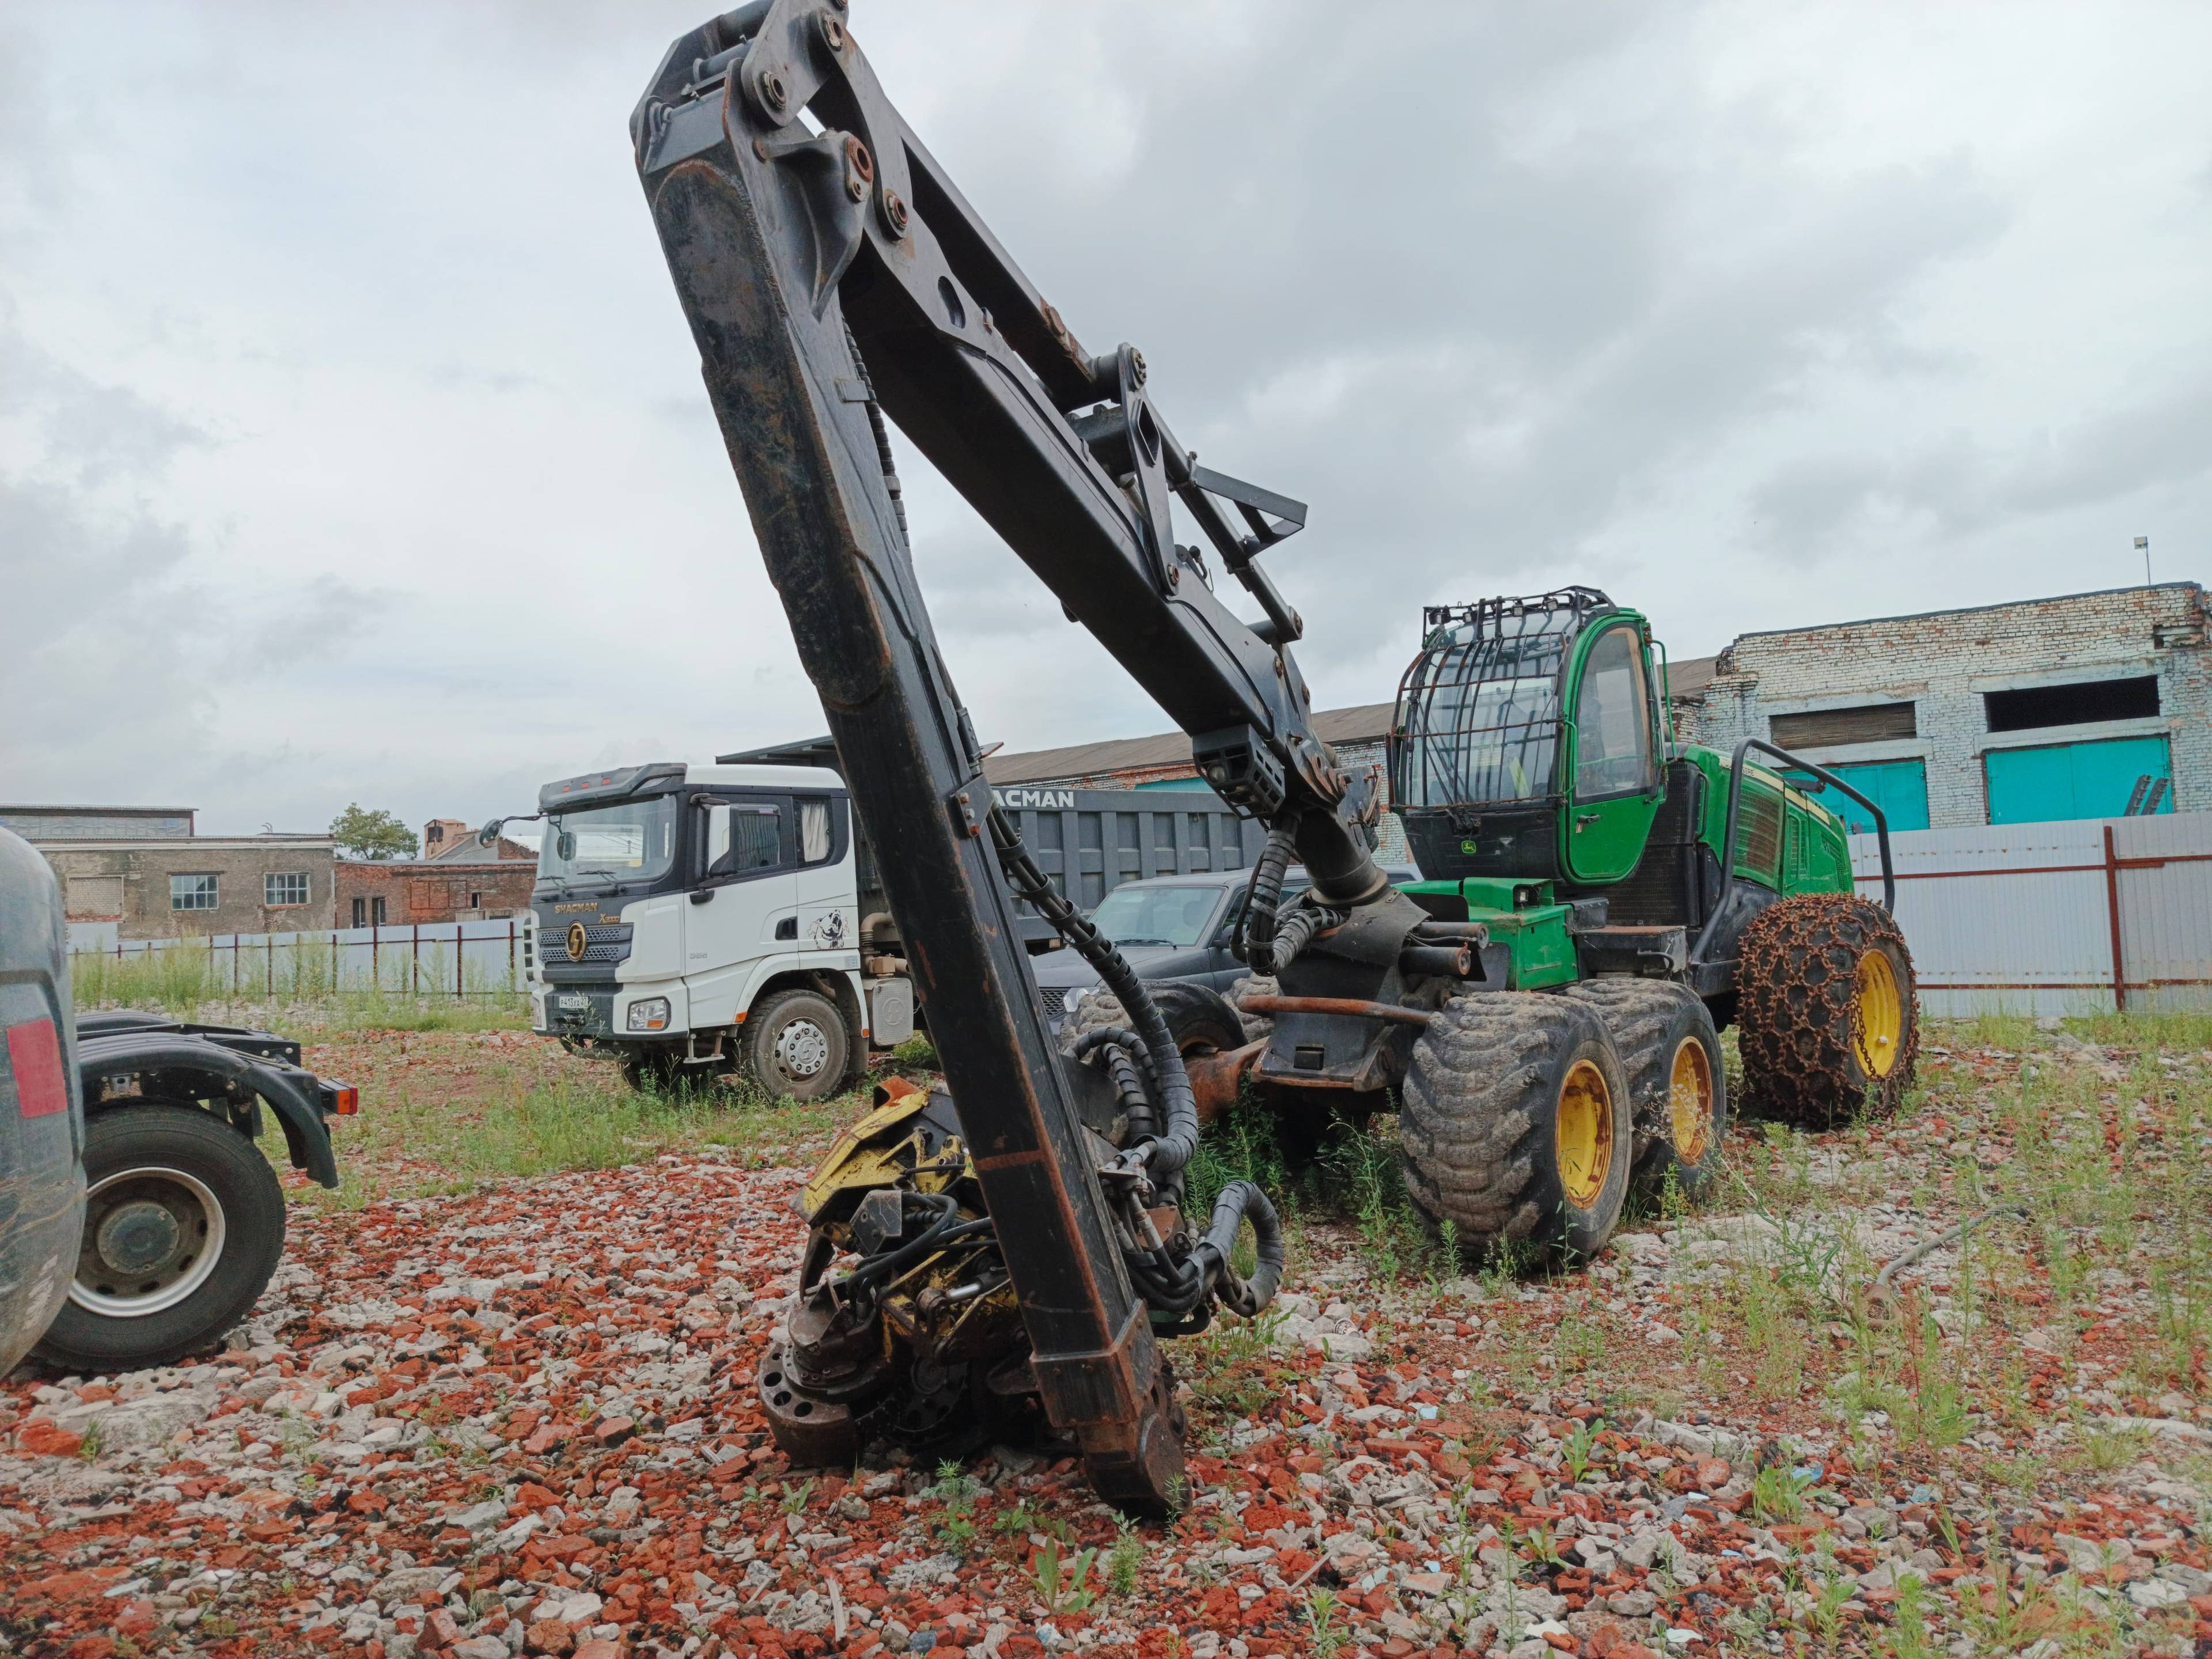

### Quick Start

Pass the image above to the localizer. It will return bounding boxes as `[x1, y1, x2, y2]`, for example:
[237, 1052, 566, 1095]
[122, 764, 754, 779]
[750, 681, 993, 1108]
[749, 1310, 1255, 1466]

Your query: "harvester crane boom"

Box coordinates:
[631, 0, 1382, 1508]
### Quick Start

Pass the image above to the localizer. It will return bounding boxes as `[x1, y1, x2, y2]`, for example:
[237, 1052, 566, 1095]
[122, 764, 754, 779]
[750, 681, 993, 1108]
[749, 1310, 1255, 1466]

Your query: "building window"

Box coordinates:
[265, 872, 310, 907]
[171, 873, 219, 911]
[372, 896, 387, 926]
[351, 897, 367, 928]
[1770, 702, 1917, 748]
[1984, 676, 2158, 733]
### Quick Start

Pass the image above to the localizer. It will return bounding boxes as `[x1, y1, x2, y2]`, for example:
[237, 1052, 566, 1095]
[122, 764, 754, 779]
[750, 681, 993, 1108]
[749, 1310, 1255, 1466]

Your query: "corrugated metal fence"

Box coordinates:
[70, 918, 532, 998]
[1849, 810, 2212, 1016]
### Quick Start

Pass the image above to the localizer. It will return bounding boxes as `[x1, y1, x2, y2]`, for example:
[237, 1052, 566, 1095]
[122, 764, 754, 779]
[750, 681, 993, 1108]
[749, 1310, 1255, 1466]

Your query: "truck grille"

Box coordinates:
[1040, 988, 1066, 1018]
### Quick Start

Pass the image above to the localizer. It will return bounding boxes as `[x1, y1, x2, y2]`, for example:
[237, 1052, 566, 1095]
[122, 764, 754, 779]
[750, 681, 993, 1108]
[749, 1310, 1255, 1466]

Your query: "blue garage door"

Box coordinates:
[1819, 759, 1931, 835]
[1984, 735, 2173, 825]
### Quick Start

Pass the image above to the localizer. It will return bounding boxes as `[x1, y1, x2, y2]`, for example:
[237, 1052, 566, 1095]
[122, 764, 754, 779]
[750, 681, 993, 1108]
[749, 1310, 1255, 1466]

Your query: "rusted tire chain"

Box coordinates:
[1736, 892, 1919, 1128]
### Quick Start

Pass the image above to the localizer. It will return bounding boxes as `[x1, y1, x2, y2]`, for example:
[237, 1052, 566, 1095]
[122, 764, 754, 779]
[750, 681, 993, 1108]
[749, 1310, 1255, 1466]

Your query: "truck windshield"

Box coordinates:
[539, 794, 679, 887]
[1393, 613, 1568, 807]
[1087, 884, 1223, 949]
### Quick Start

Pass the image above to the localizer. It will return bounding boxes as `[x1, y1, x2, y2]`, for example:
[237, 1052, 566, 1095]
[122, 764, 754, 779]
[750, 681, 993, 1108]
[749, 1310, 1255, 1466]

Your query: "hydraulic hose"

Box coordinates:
[1074, 1026, 1157, 1141]
[1195, 1181, 1285, 1318]
[988, 806, 1199, 1177]
[1237, 826, 1298, 974]
[1268, 900, 1345, 975]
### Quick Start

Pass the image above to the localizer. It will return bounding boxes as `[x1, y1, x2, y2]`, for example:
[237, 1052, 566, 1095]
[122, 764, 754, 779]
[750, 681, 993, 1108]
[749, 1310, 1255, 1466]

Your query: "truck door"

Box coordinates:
[684, 794, 796, 1027]
[793, 796, 854, 954]
[1562, 622, 1664, 885]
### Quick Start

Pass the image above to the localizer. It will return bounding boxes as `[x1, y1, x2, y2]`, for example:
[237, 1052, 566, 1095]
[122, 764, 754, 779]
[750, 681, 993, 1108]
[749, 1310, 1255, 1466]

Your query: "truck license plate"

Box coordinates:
[558, 994, 590, 1011]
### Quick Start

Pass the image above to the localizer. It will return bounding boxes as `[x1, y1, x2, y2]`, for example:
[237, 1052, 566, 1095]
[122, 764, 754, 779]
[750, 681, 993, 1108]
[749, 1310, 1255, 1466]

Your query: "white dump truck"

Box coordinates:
[516, 759, 915, 1100]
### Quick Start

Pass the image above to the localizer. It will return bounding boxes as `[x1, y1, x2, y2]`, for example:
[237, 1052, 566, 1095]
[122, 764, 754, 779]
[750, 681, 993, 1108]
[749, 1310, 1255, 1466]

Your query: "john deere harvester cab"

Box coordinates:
[1384, 586, 1917, 1260]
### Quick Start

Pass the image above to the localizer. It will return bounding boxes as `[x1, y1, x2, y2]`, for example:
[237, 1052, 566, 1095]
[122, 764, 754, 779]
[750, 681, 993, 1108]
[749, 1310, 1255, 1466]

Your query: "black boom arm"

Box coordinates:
[632, 0, 1380, 1508]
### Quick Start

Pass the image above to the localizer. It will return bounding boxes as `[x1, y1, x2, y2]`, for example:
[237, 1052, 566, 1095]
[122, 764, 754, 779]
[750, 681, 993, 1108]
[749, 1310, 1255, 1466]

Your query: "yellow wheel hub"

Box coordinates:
[1667, 1037, 1714, 1164]
[1855, 949, 1903, 1078]
[1556, 1059, 1615, 1210]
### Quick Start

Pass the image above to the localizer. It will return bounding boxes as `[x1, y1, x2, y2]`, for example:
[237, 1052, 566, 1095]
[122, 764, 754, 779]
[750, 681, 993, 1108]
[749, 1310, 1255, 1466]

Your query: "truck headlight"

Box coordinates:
[627, 997, 671, 1033]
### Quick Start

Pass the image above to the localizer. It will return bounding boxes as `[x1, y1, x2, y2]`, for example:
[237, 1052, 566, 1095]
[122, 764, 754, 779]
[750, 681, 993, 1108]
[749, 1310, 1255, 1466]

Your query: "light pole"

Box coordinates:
[2136, 535, 2151, 587]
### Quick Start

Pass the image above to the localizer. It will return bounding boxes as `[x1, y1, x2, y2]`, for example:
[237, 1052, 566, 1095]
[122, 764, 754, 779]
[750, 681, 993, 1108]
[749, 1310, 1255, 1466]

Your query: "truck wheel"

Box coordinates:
[746, 989, 850, 1103]
[35, 1105, 285, 1372]
[1736, 893, 1918, 1127]
[1563, 979, 1728, 1203]
[1399, 993, 1632, 1264]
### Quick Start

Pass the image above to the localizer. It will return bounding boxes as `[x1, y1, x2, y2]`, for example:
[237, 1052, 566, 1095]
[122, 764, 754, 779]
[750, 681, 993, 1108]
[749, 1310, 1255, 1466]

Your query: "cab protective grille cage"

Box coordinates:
[1389, 587, 1613, 813]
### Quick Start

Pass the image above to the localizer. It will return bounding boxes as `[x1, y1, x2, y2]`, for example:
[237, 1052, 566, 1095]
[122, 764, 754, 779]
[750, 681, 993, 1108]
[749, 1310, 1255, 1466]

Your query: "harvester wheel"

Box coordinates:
[1563, 979, 1728, 1201]
[1399, 993, 1632, 1263]
[1058, 982, 1245, 1062]
[1225, 975, 1278, 1043]
[1736, 893, 1918, 1127]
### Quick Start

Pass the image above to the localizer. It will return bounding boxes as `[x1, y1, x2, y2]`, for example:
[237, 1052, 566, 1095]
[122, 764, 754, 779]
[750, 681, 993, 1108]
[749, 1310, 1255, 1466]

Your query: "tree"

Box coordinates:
[331, 803, 419, 861]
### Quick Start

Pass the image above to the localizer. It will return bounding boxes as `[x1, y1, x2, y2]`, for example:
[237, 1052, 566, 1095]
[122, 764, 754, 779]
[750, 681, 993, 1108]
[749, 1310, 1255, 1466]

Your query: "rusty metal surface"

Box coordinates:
[1240, 994, 1437, 1027]
[1185, 1039, 1265, 1122]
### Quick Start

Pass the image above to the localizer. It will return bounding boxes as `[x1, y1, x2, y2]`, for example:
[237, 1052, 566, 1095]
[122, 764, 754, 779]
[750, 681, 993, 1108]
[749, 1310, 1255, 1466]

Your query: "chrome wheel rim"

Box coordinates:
[772, 1017, 832, 1081]
[70, 1165, 227, 1318]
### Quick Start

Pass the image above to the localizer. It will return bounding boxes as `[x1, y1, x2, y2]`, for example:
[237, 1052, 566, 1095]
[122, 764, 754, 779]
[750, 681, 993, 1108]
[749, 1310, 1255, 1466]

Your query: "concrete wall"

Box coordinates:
[1679, 584, 2211, 830]
[333, 859, 537, 927]
[40, 840, 336, 939]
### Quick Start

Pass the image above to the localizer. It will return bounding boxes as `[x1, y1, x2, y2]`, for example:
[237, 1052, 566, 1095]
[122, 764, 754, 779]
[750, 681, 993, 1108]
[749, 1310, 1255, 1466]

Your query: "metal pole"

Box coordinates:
[456, 925, 464, 999]
[2103, 823, 2127, 1012]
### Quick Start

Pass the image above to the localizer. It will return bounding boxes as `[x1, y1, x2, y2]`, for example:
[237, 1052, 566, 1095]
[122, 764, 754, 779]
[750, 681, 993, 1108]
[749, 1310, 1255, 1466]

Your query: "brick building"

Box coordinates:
[1675, 582, 2211, 831]
[0, 805, 336, 940]
[331, 816, 536, 927]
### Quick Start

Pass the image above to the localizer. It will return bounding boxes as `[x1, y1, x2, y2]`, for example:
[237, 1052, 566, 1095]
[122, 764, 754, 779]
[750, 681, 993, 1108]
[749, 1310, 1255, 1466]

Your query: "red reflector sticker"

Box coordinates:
[6, 1018, 68, 1119]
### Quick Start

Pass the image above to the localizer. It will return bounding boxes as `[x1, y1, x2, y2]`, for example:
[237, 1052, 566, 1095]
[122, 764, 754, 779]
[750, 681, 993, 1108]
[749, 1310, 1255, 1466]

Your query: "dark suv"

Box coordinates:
[1029, 863, 1417, 1031]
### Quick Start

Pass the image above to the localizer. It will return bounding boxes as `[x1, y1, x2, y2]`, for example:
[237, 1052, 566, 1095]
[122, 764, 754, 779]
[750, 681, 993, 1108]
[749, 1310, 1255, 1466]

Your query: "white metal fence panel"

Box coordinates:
[2112, 814, 2212, 1014]
[1850, 810, 2212, 1016]
[71, 919, 529, 997]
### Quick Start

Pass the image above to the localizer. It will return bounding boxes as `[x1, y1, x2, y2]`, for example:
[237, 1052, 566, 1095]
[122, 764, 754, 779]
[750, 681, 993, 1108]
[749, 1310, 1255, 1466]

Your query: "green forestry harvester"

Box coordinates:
[1380, 586, 1917, 1255]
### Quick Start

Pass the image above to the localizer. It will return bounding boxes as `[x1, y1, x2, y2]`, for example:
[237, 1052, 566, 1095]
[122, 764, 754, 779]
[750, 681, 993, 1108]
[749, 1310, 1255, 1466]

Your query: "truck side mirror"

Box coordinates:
[477, 818, 505, 847]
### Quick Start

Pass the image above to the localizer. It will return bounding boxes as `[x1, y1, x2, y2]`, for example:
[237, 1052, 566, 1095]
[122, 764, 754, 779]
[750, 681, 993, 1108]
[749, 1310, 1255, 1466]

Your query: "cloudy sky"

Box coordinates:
[5, 2, 2209, 836]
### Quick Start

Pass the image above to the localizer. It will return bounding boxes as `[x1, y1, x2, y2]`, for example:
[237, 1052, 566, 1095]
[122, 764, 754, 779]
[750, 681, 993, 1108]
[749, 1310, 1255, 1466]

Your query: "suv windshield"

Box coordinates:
[1087, 883, 1225, 949]
[539, 794, 679, 887]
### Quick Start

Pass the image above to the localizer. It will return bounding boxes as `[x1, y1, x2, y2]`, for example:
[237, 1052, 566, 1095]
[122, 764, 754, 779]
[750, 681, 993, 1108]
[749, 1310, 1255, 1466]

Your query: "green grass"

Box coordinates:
[71, 937, 528, 1028]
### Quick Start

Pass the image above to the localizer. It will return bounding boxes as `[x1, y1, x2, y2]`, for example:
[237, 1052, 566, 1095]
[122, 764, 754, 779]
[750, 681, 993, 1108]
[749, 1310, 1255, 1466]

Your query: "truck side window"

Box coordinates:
[1573, 627, 1654, 800]
[798, 800, 832, 865]
[705, 803, 782, 878]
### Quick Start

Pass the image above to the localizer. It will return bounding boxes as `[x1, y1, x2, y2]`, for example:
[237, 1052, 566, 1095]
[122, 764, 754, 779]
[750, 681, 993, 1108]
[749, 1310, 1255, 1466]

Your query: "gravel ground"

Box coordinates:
[4, 1021, 2208, 1658]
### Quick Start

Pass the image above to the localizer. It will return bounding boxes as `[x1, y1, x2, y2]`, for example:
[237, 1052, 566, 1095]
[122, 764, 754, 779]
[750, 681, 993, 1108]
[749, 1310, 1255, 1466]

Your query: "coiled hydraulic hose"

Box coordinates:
[1236, 826, 1298, 974]
[1196, 1180, 1285, 1318]
[1267, 899, 1346, 975]
[1074, 1026, 1157, 1141]
[988, 805, 1199, 1177]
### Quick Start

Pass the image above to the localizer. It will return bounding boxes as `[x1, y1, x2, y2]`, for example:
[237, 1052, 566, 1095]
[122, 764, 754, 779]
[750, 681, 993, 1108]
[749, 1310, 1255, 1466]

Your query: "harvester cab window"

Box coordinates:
[1393, 611, 1570, 808]
[1573, 627, 1654, 800]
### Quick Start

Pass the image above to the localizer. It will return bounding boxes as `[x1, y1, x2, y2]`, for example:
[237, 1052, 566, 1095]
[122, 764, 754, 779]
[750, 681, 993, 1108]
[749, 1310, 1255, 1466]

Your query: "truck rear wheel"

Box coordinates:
[36, 1105, 286, 1372]
[745, 988, 851, 1103]
[1399, 993, 1632, 1263]
[1736, 893, 1918, 1127]
[1563, 979, 1728, 1202]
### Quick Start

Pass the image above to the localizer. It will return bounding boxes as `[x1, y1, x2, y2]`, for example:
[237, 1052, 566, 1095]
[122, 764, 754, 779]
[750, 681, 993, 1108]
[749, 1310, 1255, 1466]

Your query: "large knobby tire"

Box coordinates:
[745, 989, 852, 1103]
[1736, 893, 1919, 1128]
[36, 1105, 286, 1371]
[1225, 975, 1278, 1043]
[1399, 993, 1633, 1263]
[1563, 979, 1729, 1202]
[1056, 980, 1245, 1061]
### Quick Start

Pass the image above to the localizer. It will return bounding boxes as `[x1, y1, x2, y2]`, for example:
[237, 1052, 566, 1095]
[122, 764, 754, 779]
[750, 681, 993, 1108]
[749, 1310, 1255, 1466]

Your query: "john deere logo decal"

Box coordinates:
[566, 922, 588, 961]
